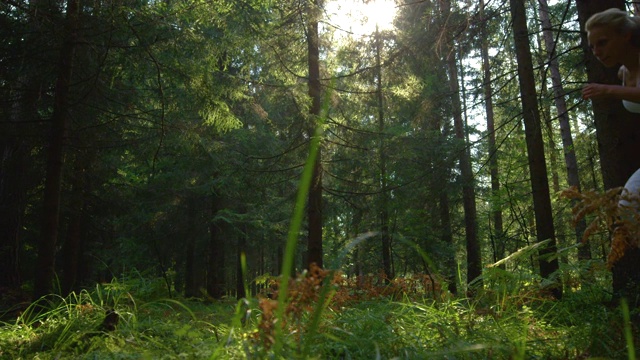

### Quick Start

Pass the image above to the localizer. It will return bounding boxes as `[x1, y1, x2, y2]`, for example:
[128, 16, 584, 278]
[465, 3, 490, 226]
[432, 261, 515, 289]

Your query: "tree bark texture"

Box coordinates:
[509, 0, 562, 299]
[0, 142, 29, 289]
[538, 0, 589, 259]
[447, 52, 482, 285]
[61, 153, 91, 295]
[207, 193, 226, 299]
[2, 0, 56, 291]
[375, 27, 392, 281]
[434, 76, 456, 294]
[34, 0, 80, 299]
[442, 0, 481, 286]
[306, 0, 323, 269]
[438, 191, 456, 294]
[480, 0, 505, 265]
[184, 197, 199, 298]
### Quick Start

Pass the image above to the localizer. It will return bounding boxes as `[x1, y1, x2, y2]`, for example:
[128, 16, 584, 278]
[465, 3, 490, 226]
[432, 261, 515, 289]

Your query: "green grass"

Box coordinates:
[0, 271, 638, 359]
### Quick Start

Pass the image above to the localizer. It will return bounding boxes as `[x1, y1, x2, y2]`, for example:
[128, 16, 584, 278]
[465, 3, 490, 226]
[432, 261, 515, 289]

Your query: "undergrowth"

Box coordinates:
[0, 264, 637, 359]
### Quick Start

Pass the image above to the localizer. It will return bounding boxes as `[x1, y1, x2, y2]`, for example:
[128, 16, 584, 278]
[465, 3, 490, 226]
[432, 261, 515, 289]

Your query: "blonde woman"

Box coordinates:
[582, 7, 640, 209]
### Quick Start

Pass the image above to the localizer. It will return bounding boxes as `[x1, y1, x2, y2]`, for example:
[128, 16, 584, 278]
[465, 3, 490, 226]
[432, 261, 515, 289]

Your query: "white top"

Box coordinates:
[620, 168, 640, 209]
[623, 99, 640, 113]
[619, 67, 640, 213]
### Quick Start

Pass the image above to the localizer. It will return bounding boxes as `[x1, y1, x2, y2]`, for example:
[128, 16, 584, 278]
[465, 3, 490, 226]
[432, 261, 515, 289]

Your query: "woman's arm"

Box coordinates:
[582, 66, 640, 102]
[582, 82, 640, 102]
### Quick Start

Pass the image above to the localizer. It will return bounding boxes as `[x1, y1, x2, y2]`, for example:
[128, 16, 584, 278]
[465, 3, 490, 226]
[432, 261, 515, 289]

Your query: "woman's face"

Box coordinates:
[588, 25, 629, 67]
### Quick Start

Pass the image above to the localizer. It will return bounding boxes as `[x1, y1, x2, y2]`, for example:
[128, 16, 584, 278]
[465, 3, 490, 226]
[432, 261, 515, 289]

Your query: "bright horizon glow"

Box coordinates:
[324, 0, 398, 37]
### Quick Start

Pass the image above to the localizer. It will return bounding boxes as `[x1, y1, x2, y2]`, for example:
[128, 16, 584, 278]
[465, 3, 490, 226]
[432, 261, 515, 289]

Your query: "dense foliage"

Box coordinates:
[1, 0, 639, 357]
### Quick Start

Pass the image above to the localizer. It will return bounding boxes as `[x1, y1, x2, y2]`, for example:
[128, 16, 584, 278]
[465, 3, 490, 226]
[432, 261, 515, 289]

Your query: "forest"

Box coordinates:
[1, 0, 640, 358]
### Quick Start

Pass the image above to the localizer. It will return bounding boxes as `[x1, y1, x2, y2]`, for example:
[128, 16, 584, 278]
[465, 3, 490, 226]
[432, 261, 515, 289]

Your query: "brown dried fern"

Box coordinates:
[561, 186, 639, 268]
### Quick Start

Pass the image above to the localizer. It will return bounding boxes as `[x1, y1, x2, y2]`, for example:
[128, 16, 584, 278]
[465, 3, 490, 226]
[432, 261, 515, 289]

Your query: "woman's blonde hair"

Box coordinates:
[586, 8, 640, 46]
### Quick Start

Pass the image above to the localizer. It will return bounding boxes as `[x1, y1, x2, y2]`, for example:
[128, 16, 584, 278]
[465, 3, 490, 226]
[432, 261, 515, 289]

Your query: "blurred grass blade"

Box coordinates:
[621, 299, 636, 360]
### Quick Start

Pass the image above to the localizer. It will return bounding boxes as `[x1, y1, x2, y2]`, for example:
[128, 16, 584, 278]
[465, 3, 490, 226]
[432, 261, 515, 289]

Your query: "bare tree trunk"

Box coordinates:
[61, 153, 91, 295]
[576, 0, 640, 305]
[184, 197, 198, 298]
[34, 0, 79, 299]
[434, 70, 456, 294]
[439, 191, 456, 294]
[306, 0, 323, 269]
[375, 26, 392, 281]
[541, 98, 561, 194]
[442, 0, 481, 286]
[427, 107, 456, 293]
[207, 193, 225, 299]
[509, 0, 562, 299]
[449, 53, 481, 286]
[480, 0, 505, 265]
[0, 143, 28, 290]
[351, 209, 364, 284]
[538, 0, 590, 260]
[1, 0, 54, 291]
[61, 201, 83, 295]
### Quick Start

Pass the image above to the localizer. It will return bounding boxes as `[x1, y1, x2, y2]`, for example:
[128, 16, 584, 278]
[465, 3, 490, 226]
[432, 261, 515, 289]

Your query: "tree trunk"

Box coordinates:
[306, 0, 323, 269]
[184, 197, 198, 298]
[430, 64, 457, 293]
[207, 193, 225, 299]
[33, 0, 79, 299]
[446, 37, 481, 286]
[434, 73, 456, 294]
[375, 26, 392, 281]
[576, 0, 640, 304]
[2, 0, 55, 291]
[538, 0, 589, 260]
[439, 191, 456, 295]
[61, 153, 90, 295]
[541, 98, 561, 194]
[480, 0, 505, 266]
[509, 0, 562, 299]
[61, 204, 83, 295]
[0, 143, 28, 290]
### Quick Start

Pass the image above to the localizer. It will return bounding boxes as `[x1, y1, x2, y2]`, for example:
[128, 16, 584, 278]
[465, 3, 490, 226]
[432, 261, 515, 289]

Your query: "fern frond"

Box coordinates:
[561, 186, 639, 267]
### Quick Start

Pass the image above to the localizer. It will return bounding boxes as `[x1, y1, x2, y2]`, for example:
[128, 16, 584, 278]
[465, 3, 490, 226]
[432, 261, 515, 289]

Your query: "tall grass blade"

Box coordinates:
[621, 299, 636, 360]
[272, 81, 332, 356]
[271, 122, 321, 354]
[329, 231, 378, 269]
[240, 251, 249, 298]
[487, 239, 551, 268]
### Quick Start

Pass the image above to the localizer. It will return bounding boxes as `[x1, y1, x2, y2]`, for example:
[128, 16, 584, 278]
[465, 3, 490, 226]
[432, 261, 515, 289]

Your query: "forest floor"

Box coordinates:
[0, 266, 638, 359]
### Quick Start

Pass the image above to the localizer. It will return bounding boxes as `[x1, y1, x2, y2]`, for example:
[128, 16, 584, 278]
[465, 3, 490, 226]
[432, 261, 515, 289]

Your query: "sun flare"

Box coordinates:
[325, 0, 398, 36]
